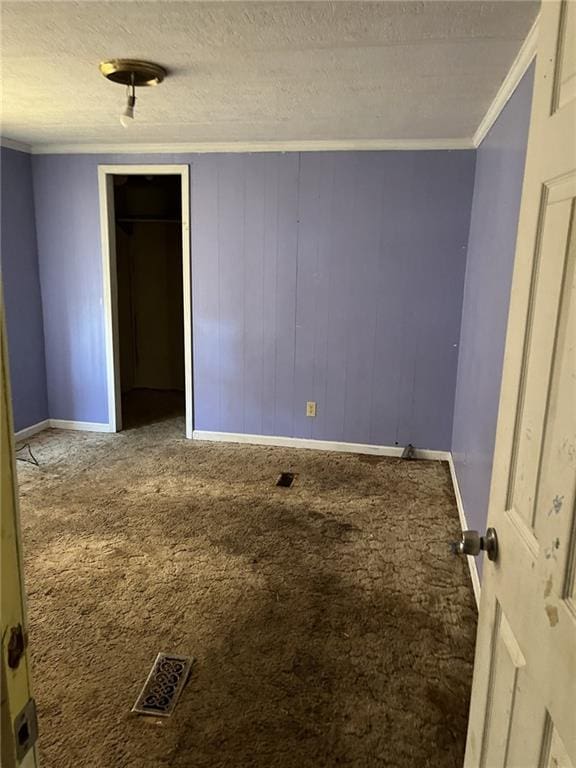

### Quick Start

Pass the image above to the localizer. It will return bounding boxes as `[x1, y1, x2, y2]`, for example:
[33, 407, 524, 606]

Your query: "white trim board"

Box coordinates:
[14, 419, 112, 439]
[49, 419, 112, 432]
[447, 454, 481, 609]
[0, 136, 32, 153]
[30, 138, 474, 155]
[98, 164, 193, 438]
[14, 419, 50, 441]
[472, 13, 539, 148]
[192, 430, 450, 461]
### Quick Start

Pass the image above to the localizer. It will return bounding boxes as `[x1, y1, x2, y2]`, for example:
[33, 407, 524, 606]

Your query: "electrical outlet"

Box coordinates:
[306, 401, 317, 417]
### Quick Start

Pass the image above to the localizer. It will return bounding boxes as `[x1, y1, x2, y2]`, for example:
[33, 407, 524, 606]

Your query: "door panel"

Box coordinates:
[543, 723, 572, 768]
[478, 605, 524, 768]
[552, 0, 576, 112]
[507, 182, 574, 531]
[465, 2, 576, 765]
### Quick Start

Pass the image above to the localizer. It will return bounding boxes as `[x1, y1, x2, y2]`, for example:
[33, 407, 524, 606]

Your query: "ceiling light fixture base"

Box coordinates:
[99, 59, 167, 87]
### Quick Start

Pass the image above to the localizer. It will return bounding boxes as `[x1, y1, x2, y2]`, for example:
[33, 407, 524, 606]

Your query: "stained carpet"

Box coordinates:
[16, 417, 477, 768]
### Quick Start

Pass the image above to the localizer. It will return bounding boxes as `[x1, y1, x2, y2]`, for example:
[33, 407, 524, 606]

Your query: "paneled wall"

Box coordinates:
[451, 63, 535, 563]
[31, 149, 475, 448]
[191, 154, 300, 439]
[192, 152, 475, 449]
[0, 146, 48, 431]
[32, 154, 110, 423]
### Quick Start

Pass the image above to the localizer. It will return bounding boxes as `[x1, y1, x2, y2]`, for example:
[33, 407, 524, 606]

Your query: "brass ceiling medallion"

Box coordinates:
[99, 59, 167, 87]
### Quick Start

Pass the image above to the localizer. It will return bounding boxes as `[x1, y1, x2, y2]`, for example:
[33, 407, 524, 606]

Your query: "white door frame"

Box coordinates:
[98, 164, 193, 438]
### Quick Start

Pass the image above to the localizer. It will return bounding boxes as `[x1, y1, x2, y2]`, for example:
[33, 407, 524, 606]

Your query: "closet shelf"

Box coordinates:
[116, 217, 182, 224]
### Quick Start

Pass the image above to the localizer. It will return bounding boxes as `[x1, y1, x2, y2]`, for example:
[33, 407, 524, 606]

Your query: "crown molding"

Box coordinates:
[29, 137, 474, 155]
[0, 136, 32, 153]
[473, 13, 539, 149]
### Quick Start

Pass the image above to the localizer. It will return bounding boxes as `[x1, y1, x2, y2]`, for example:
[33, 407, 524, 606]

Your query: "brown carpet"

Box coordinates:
[17, 416, 477, 768]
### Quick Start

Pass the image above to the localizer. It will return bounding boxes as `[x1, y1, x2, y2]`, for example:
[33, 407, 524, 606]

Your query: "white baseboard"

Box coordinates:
[447, 454, 481, 609]
[15, 419, 51, 441]
[15, 419, 113, 437]
[49, 419, 112, 432]
[192, 430, 450, 461]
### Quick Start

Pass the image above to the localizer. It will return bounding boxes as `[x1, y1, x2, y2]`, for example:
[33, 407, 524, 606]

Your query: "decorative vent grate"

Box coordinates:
[132, 653, 193, 717]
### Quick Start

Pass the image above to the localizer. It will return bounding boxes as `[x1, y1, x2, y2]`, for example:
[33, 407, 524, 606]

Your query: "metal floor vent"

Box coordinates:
[132, 653, 193, 717]
[277, 472, 295, 487]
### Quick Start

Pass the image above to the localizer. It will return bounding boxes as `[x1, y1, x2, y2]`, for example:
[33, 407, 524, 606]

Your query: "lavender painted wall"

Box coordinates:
[294, 152, 473, 448]
[32, 152, 193, 423]
[32, 150, 474, 447]
[191, 154, 301, 439]
[33, 154, 111, 423]
[451, 64, 535, 561]
[192, 151, 475, 448]
[0, 146, 48, 431]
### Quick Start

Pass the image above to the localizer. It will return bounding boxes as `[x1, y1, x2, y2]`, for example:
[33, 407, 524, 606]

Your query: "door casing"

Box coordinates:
[98, 164, 193, 437]
[1, 288, 39, 768]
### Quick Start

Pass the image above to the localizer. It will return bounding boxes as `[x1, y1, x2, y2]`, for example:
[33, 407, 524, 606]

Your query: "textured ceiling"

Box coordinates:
[0, 1, 539, 149]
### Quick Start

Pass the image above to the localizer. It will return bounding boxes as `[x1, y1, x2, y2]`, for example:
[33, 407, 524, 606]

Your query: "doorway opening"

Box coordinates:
[115, 174, 184, 428]
[99, 165, 192, 437]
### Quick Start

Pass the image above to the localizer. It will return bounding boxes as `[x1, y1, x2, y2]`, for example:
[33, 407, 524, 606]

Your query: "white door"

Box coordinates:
[464, 2, 576, 766]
